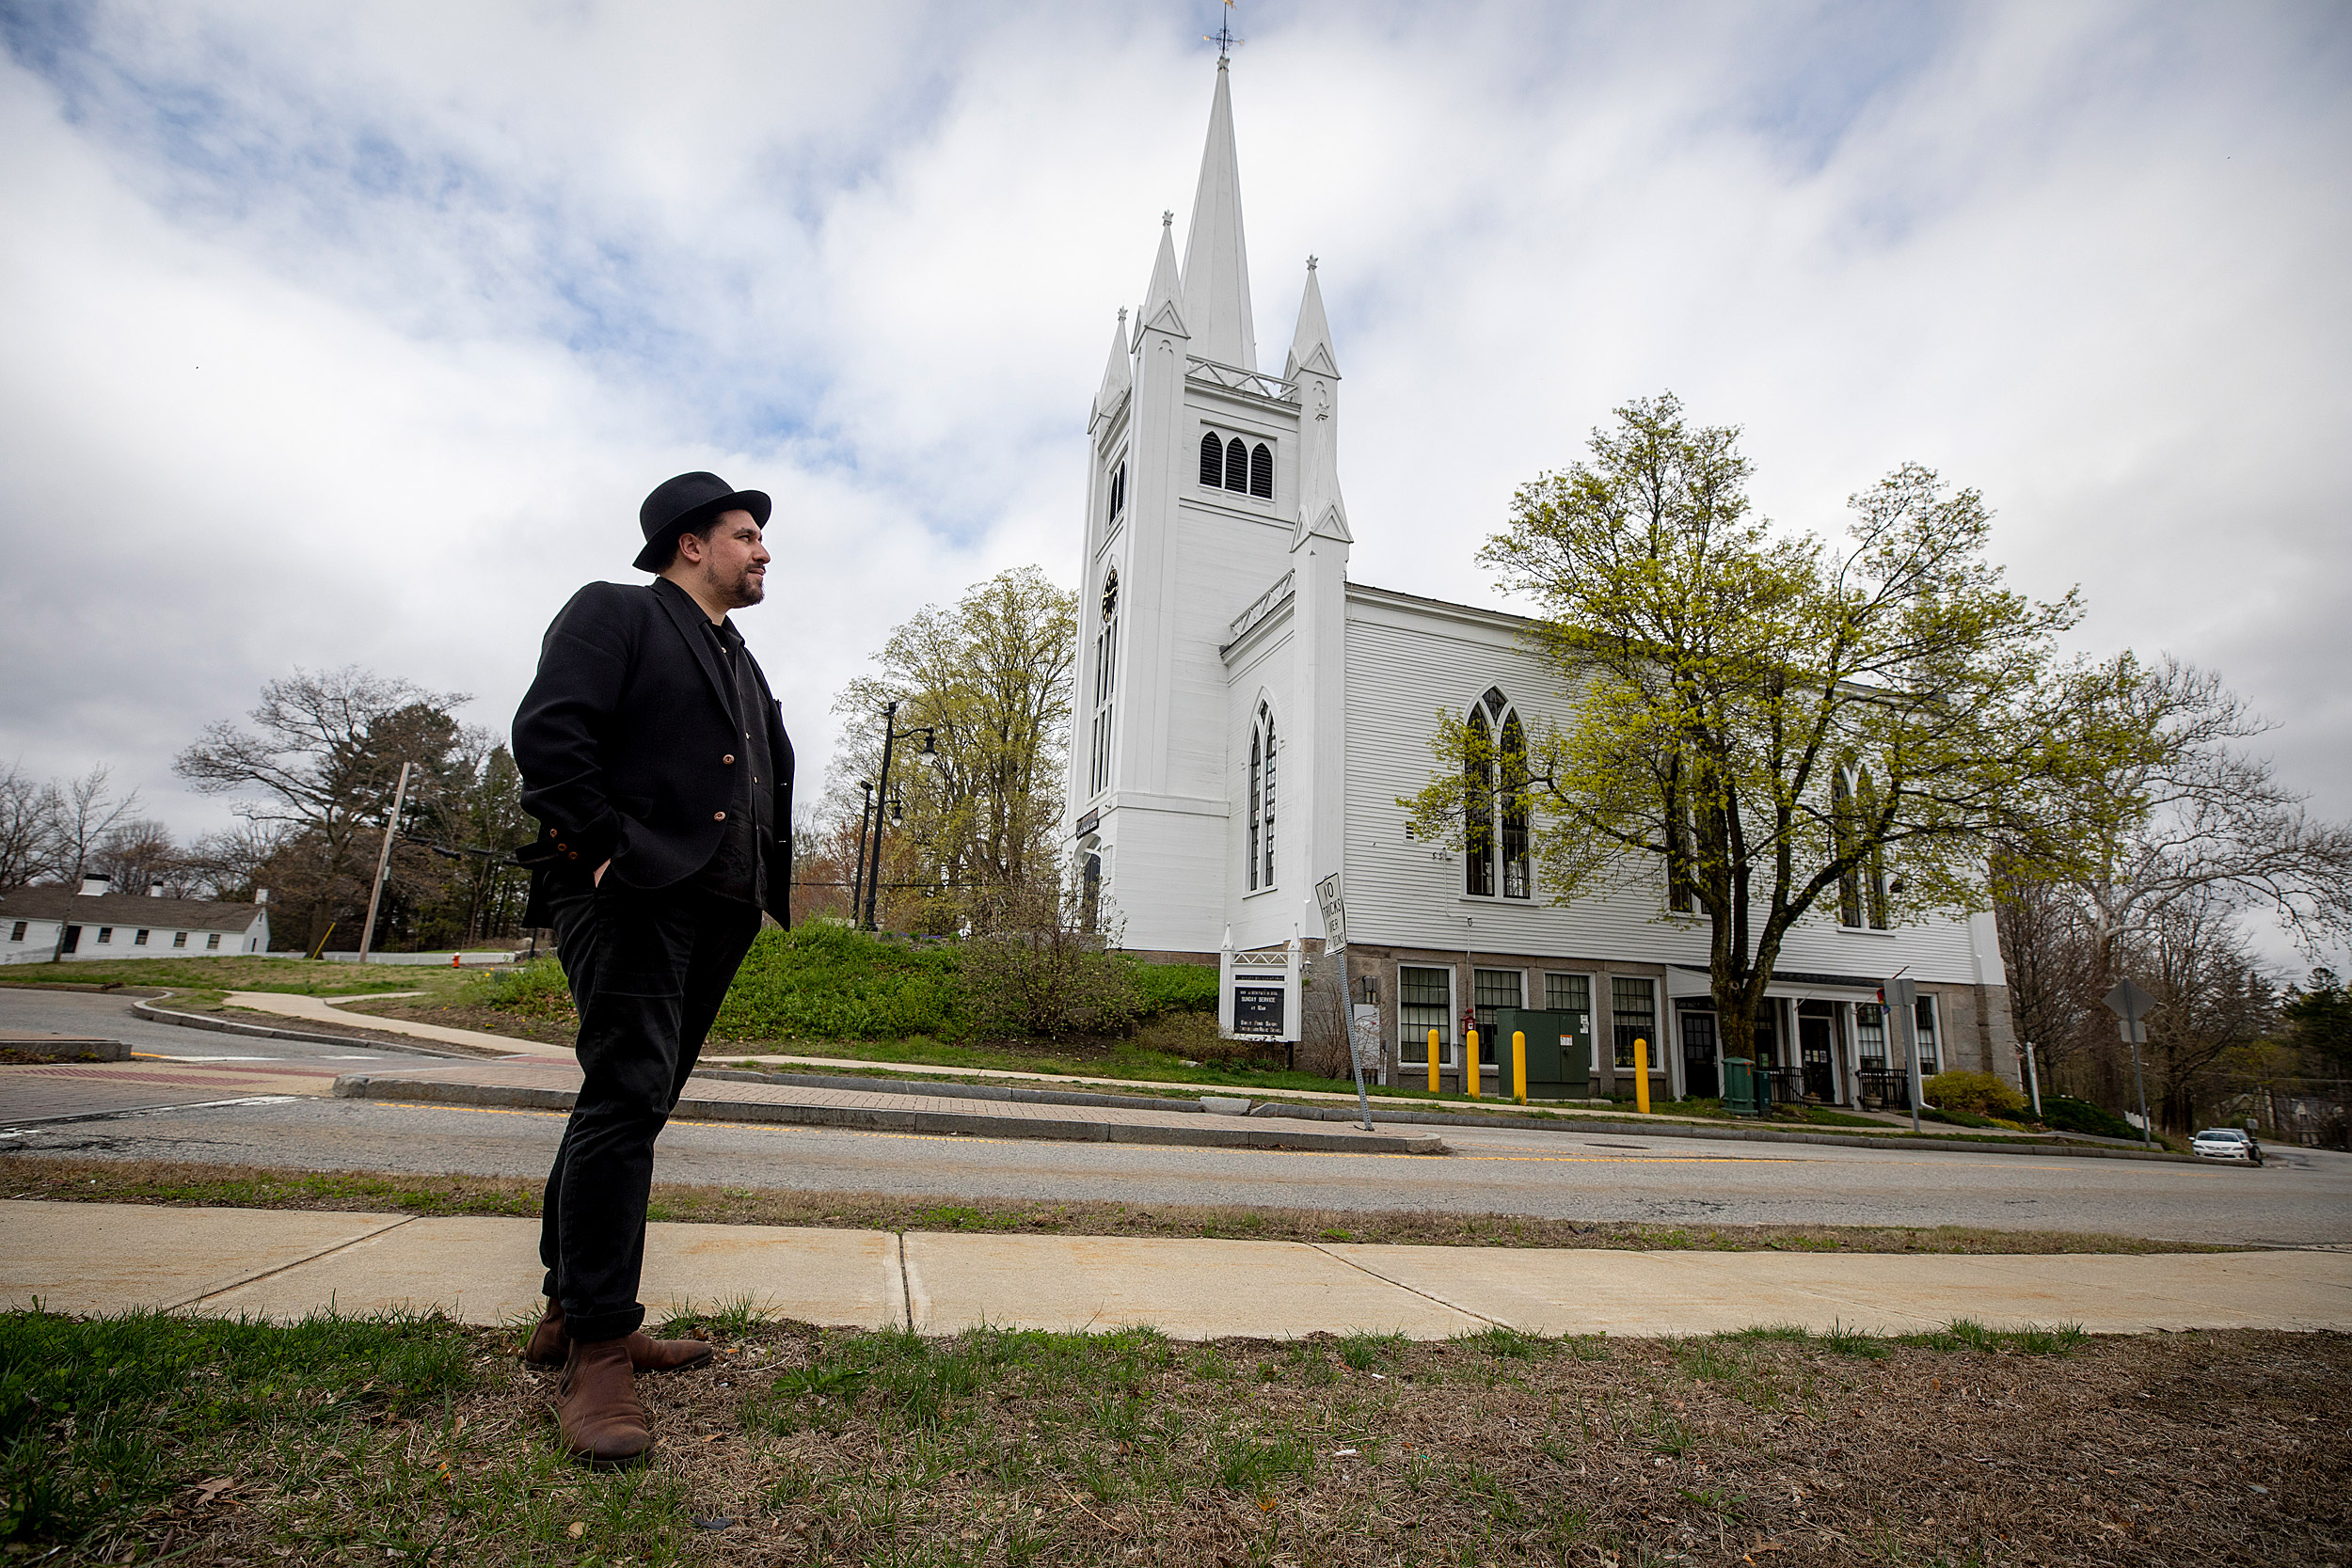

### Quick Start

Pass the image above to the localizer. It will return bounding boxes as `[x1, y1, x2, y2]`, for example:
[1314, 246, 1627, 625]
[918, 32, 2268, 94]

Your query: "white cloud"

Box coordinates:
[2, 0, 2345, 968]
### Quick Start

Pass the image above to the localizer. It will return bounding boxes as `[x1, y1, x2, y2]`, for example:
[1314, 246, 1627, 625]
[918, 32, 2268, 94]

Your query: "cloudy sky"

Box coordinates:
[2, 1, 2346, 960]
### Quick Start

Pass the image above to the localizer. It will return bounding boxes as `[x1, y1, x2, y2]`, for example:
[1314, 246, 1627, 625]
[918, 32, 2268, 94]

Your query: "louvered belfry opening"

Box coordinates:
[1199, 432, 1222, 486]
[1224, 436, 1248, 491]
[1248, 442, 1272, 498]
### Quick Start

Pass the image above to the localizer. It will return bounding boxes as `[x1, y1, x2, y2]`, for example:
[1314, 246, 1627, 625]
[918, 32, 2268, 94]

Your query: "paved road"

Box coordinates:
[6, 989, 2347, 1247]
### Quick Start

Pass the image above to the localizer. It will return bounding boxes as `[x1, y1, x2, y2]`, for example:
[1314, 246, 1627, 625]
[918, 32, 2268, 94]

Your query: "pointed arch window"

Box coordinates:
[1465, 688, 1532, 899]
[1089, 567, 1120, 798]
[1855, 768, 1890, 928]
[1224, 436, 1248, 492]
[1248, 702, 1278, 890]
[1105, 456, 1127, 527]
[1199, 433, 1222, 486]
[1248, 442, 1273, 499]
[1834, 768, 1862, 927]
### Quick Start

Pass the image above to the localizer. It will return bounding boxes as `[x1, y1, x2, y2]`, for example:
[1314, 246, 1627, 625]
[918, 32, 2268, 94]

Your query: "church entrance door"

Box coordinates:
[1678, 1009, 1719, 1099]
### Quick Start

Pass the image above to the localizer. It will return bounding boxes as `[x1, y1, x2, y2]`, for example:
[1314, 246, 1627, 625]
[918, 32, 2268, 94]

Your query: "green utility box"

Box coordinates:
[1491, 1008, 1591, 1098]
[1721, 1057, 1767, 1117]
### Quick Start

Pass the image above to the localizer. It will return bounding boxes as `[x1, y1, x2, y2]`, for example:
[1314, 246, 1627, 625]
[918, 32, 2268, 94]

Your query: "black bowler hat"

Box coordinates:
[634, 471, 771, 572]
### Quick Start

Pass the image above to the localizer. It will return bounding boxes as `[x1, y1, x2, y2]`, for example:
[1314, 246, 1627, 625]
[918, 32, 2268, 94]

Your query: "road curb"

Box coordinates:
[694, 1068, 1210, 1115]
[330, 1072, 1448, 1156]
[129, 1001, 471, 1062]
[1246, 1100, 2197, 1162]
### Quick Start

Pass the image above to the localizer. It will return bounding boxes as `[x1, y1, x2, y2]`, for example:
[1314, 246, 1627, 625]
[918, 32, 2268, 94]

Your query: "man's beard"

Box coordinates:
[723, 566, 766, 608]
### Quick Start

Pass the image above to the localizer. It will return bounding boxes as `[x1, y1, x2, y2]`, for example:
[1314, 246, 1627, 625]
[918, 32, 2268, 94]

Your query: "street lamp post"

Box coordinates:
[860, 702, 935, 932]
[850, 780, 874, 923]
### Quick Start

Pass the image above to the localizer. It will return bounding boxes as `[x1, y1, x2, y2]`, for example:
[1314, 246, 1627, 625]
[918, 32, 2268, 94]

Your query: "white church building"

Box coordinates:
[1064, 59, 2020, 1105]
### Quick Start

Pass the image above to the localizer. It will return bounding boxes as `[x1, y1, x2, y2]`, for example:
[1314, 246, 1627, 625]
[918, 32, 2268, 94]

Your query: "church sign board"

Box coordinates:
[1219, 937, 1302, 1043]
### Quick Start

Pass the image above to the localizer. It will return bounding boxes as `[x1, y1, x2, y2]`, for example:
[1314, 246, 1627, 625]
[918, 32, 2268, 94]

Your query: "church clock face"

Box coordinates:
[1101, 567, 1119, 623]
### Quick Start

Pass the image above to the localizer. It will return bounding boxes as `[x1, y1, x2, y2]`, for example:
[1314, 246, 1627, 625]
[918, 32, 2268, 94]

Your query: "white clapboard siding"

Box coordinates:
[1342, 584, 1983, 986]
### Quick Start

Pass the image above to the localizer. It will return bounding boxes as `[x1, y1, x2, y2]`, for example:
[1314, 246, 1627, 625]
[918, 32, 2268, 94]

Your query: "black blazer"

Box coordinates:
[512, 579, 793, 927]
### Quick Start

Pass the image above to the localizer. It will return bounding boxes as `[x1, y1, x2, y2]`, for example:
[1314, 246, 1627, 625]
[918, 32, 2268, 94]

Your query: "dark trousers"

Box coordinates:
[539, 879, 760, 1343]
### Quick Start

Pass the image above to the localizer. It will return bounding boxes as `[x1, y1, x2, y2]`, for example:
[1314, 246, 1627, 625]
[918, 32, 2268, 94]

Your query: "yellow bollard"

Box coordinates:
[1467, 1028, 1481, 1099]
[1513, 1030, 1527, 1104]
[1427, 1029, 1440, 1095]
[1634, 1037, 1651, 1114]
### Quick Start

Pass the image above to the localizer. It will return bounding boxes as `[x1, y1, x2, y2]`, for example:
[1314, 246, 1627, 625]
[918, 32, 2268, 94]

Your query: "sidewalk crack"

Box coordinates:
[169, 1213, 421, 1312]
[897, 1231, 914, 1333]
[1307, 1243, 1503, 1329]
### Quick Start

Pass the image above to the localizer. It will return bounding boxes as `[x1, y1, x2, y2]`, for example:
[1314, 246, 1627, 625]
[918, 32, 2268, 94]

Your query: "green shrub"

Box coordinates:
[714, 922, 967, 1041]
[2037, 1094, 2139, 1140]
[1128, 960, 1217, 1016]
[1923, 1069, 2026, 1117]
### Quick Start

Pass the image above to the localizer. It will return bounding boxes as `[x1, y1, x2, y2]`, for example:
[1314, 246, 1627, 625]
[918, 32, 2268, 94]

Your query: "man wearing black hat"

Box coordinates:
[510, 471, 793, 1465]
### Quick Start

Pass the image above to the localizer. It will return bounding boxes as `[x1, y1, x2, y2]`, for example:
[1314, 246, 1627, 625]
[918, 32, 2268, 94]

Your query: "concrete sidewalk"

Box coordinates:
[6, 1199, 2346, 1338]
[330, 1055, 1449, 1156]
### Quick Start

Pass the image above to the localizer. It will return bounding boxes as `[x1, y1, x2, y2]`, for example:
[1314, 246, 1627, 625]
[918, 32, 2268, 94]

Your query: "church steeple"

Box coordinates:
[1139, 212, 1185, 338]
[1090, 308, 1132, 431]
[1179, 59, 1256, 372]
[1284, 256, 1339, 381]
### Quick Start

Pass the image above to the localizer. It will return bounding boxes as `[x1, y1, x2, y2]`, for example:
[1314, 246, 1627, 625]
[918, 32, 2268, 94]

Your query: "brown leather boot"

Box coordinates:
[554, 1336, 652, 1467]
[525, 1301, 716, 1372]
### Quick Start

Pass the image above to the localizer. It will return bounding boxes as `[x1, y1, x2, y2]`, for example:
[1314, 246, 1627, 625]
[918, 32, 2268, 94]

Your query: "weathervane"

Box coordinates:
[1204, 0, 1243, 61]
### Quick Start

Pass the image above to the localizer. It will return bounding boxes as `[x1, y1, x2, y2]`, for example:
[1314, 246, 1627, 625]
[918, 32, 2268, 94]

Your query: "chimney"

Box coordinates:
[254, 887, 270, 906]
[78, 874, 110, 896]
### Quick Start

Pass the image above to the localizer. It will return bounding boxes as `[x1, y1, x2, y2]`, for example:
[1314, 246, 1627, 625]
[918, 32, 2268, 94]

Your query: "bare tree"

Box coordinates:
[2063, 653, 2352, 969]
[88, 817, 182, 895]
[46, 765, 141, 886]
[174, 667, 469, 950]
[0, 764, 57, 890]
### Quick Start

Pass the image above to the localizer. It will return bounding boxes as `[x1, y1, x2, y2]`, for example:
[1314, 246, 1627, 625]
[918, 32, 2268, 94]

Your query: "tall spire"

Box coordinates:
[1139, 212, 1185, 338]
[1091, 308, 1132, 430]
[1179, 59, 1256, 372]
[1284, 256, 1339, 381]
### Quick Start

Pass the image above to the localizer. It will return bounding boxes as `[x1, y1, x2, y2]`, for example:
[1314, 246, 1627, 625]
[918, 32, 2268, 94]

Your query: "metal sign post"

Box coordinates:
[1883, 976, 1920, 1133]
[2102, 979, 2157, 1148]
[1317, 876, 1376, 1132]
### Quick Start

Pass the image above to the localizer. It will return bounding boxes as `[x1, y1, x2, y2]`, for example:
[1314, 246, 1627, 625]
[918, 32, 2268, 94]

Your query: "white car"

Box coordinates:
[2190, 1128, 2264, 1165]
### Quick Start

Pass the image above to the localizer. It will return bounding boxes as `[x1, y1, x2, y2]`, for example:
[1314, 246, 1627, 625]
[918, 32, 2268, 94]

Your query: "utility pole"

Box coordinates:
[358, 761, 413, 964]
[1885, 975, 1922, 1134]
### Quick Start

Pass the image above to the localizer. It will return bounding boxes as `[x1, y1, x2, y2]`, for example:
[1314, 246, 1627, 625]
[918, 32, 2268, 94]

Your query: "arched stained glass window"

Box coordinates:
[1500, 713, 1530, 899]
[1248, 703, 1279, 890]
[1248, 442, 1272, 498]
[1465, 709, 1495, 897]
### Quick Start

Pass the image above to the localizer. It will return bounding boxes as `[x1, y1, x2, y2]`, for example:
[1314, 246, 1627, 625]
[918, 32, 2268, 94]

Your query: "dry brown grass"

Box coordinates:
[0, 1155, 2231, 1254]
[95, 1318, 2352, 1566]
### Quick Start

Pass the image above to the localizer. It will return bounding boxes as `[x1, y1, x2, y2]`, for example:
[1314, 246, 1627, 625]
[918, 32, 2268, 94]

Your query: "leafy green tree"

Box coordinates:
[2284, 967, 2352, 1072]
[831, 567, 1077, 933]
[1405, 394, 2100, 1068]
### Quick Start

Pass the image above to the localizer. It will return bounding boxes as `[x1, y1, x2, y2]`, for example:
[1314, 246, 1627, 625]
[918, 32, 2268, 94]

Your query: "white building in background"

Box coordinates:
[0, 875, 272, 965]
[1063, 59, 2020, 1104]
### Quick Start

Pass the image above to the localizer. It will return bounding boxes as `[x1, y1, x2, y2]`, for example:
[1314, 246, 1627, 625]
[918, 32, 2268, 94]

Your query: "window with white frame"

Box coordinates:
[1089, 567, 1120, 798]
[1197, 431, 1274, 499]
[172, 930, 187, 947]
[1835, 766, 1890, 929]
[1915, 996, 1941, 1076]
[97, 927, 113, 943]
[1612, 976, 1662, 1072]
[1463, 688, 1531, 899]
[207, 933, 220, 949]
[1472, 969, 1523, 1067]
[1399, 965, 1454, 1065]
[1247, 702, 1277, 891]
[8, 921, 24, 942]
[134, 928, 150, 945]
[1855, 1001, 1886, 1067]
[1104, 453, 1127, 530]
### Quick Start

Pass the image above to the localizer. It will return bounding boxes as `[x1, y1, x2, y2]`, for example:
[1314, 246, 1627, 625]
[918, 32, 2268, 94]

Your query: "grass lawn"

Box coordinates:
[7, 1306, 2341, 1565]
[1, 1157, 2232, 1255]
[0, 955, 475, 1006]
